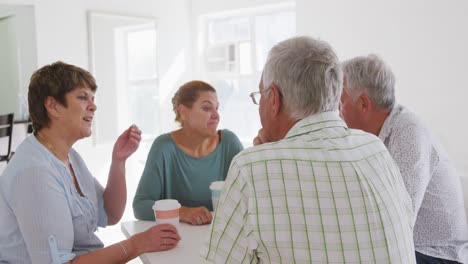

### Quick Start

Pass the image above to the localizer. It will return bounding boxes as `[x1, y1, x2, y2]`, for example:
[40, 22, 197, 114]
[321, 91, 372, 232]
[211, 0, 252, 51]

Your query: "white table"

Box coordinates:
[121, 221, 210, 264]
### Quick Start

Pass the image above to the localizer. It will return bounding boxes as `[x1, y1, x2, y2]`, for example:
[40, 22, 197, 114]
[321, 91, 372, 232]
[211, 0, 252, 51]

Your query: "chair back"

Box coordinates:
[0, 113, 14, 162]
[26, 118, 33, 134]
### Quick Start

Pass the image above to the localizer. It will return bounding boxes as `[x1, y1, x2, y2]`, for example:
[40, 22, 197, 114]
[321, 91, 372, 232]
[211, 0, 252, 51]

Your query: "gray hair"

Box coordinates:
[341, 54, 396, 110]
[262, 36, 342, 119]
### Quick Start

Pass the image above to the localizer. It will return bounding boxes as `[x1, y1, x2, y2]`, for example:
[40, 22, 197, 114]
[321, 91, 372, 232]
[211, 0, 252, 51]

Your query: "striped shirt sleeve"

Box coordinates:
[202, 160, 257, 263]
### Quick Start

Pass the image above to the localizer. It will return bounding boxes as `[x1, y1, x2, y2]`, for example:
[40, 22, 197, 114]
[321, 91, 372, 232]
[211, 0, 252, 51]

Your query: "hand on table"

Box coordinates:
[138, 223, 181, 252]
[180, 206, 212, 225]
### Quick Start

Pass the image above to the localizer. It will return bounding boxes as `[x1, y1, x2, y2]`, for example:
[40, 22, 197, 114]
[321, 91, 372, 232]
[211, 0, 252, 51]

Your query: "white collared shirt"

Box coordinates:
[379, 104, 468, 262]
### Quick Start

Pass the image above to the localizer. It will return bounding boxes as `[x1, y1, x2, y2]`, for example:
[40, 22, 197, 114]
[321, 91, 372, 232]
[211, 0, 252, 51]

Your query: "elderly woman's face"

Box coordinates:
[56, 86, 96, 139]
[179, 91, 219, 136]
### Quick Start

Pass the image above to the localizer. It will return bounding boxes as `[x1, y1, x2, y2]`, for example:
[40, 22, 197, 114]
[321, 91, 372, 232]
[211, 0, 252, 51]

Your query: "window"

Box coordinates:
[120, 25, 160, 138]
[87, 13, 159, 255]
[88, 12, 159, 145]
[200, 4, 296, 145]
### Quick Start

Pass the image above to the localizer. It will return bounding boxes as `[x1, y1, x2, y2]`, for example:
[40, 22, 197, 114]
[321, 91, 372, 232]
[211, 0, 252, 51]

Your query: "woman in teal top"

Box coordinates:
[133, 80, 243, 225]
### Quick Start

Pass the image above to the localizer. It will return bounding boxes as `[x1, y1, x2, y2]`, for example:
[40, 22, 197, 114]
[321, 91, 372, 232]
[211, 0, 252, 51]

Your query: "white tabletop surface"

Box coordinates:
[121, 221, 210, 264]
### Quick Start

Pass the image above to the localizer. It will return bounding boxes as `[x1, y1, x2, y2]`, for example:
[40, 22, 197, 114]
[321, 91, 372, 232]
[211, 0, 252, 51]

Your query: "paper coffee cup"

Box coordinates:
[152, 199, 181, 228]
[209, 181, 225, 211]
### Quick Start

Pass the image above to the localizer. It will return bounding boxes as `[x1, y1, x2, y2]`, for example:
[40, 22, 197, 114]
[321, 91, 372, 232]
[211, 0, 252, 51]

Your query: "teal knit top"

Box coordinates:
[133, 129, 243, 220]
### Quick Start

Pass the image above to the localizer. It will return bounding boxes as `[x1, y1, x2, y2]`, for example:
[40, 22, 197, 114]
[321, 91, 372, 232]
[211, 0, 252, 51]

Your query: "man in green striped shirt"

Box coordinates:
[202, 36, 415, 263]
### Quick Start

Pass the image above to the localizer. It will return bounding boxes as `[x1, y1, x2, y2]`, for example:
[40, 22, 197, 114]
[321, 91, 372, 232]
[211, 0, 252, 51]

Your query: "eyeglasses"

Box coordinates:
[249, 86, 272, 105]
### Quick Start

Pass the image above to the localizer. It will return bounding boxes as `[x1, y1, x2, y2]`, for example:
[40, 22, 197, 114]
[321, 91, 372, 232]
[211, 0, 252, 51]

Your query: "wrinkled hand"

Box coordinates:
[112, 125, 142, 161]
[139, 223, 181, 252]
[253, 128, 269, 146]
[180, 206, 212, 225]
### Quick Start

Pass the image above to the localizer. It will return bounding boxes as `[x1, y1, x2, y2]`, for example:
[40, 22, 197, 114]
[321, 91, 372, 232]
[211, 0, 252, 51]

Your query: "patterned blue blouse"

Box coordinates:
[0, 135, 107, 263]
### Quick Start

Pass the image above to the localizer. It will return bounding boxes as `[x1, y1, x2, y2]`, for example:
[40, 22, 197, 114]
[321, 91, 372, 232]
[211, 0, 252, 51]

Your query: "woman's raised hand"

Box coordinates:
[112, 125, 142, 161]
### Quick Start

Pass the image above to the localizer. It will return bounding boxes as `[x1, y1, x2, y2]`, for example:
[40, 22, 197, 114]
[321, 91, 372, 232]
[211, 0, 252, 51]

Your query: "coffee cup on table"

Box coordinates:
[209, 181, 225, 212]
[152, 199, 181, 228]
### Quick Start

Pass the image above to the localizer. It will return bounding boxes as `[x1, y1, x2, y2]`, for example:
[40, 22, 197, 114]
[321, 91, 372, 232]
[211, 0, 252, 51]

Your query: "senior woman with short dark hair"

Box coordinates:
[0, 61, 180, 263]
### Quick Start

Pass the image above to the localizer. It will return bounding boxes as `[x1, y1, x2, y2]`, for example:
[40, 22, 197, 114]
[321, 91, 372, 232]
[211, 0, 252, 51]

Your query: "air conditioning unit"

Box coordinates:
[205, 43, 237, 73]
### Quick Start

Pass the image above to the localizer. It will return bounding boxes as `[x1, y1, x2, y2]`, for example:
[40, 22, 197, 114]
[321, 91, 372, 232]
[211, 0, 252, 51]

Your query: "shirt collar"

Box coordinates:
[30, 135, 69, 168]
[285, 111, 347, 139]
[378, 104, 403, 141]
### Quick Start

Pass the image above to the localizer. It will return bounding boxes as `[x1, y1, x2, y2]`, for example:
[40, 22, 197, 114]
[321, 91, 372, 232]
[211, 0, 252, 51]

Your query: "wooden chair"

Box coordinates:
[0, 113, 14, 163]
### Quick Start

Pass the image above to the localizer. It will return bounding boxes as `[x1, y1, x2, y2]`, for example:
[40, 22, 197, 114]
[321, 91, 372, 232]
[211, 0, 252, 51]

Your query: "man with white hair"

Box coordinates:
[202, 36, 415, 263]
[340, 54, 468, 263]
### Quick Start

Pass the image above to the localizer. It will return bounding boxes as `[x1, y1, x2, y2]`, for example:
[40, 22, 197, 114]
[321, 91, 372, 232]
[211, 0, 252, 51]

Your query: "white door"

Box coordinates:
[0, 15, 20, 118]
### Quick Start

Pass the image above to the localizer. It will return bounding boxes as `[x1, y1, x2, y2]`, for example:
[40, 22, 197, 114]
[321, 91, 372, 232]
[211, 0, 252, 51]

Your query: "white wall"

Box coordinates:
[0, 14, 19, 117]
[0, 0, 192, 174]
[0, 4, 37, 120]
[297, 0, 468, 177]
[190, 0, 291, 15]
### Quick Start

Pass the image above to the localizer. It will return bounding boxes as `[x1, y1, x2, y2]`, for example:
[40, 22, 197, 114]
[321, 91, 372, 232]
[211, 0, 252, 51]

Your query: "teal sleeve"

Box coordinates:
[224, 129, 244, 160]
[221, 129, 244, 179]
[132, 137, 165, 220]
[231, 131, 244, 156]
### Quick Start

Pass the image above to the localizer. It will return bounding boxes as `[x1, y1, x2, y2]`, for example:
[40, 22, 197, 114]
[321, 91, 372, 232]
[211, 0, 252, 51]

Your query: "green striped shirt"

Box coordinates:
[202, 111, 415, 263]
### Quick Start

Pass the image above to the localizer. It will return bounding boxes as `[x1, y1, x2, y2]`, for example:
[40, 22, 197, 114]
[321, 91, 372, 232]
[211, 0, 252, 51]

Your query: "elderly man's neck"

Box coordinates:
[366, 108, 391, 136]
[272, 114, 301, 141]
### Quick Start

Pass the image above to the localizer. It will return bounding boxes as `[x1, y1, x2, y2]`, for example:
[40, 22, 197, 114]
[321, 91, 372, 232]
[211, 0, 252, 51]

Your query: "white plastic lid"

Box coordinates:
[210, 181, 225, 190]
[152, 199, 181, 211]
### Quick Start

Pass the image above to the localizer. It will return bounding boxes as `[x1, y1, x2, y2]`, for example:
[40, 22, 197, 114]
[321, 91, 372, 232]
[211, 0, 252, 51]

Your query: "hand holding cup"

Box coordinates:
[133, 223, 181, 253]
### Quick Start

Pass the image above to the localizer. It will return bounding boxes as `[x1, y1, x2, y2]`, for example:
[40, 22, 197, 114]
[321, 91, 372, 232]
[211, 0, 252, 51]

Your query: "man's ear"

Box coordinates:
[44, 96, 60, 118]
[357, 94, 373, 114]
[269, 83, 282, 116]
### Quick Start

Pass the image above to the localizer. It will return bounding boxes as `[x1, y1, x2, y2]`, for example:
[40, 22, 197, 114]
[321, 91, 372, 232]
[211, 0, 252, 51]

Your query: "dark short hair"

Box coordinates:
[28, 61, 97, 132]
[171, 80, 216, 124]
